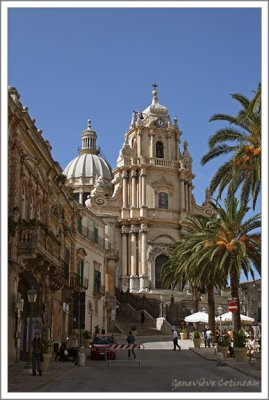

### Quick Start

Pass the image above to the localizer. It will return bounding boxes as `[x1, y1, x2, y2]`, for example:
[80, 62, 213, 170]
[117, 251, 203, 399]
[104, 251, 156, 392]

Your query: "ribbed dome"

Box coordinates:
[63, 153, 112, 183]
[63, 119, 113, 194]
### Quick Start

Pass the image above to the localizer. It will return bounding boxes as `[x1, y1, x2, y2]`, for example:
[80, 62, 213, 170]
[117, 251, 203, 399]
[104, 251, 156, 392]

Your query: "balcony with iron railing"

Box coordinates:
[16, 220, 62, 266]
[69, 272, 89, 291]
[78, 225, 111, 250]
[93, 284, 105, 299]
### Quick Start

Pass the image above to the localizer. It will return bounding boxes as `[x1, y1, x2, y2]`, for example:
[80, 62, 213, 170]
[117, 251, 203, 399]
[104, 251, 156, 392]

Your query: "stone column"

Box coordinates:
[131, 170, 137, 208]
[120, 225, 129, 291]
[137, 129, 142, 156]
[166, 133, 171, 159]
[138, 172, 142, 208]
[140, 169, 147, 218]
[139, 224, 149, 292]
[79, 190, 83, 205]
[122, 170, 128, 208]
[106, 256, 116, 297]
[185, 182, 189, 211]
[176, 132, 181, 161]
[129, 225, 139, 292]
[180, 179, 185, 210]
[149, 130, 155, 158]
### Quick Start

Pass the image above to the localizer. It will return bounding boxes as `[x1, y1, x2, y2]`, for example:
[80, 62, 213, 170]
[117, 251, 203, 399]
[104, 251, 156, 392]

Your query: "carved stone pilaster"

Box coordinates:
[129, 276, 139, 292]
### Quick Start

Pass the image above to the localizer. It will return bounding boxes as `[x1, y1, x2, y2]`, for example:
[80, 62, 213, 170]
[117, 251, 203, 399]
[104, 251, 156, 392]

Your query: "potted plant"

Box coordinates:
[193, 331, 201, 348]
[180, 326, 188, 340]
[233, 330, 247, 362]
[83, 330, 91, 348]
[94, 325, 100, 335]
[41, 338, 53, 371]
[217, 335, 230, 358]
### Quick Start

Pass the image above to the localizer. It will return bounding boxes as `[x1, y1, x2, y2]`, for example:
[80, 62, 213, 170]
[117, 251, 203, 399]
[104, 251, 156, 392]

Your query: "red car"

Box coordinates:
[90, 335, 116, 360]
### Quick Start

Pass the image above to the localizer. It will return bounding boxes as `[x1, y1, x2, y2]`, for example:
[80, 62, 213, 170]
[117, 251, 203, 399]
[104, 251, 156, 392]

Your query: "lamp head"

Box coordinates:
[27, 287, 37, 304]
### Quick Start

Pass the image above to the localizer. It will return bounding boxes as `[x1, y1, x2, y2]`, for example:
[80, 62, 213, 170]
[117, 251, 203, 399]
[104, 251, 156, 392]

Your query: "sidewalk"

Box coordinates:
[8, 359, 75, 392]
[189, 347, 261, 381]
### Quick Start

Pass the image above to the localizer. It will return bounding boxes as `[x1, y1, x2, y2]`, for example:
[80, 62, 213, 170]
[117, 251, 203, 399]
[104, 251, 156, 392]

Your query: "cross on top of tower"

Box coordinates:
[152, 83, 158, 90]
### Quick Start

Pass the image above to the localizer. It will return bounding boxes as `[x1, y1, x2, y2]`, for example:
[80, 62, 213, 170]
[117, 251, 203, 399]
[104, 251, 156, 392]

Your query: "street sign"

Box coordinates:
[228, 301, 238, 313]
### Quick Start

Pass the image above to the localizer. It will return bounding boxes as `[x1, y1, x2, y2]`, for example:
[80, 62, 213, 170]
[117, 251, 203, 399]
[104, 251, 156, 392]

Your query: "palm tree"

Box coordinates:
[198, 196, 261, 331]
[201, 84, 261, 210]
[162, 215, 227, 333]
[162, 196, 261, 332]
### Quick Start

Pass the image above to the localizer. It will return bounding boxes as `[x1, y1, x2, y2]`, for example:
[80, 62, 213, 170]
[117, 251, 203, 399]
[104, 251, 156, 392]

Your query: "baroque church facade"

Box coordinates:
[63, 85, 212, 295]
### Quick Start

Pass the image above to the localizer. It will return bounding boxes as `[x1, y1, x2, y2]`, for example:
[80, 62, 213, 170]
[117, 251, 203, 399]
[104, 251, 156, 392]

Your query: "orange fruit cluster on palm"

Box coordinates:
[234, 146, 261, 168]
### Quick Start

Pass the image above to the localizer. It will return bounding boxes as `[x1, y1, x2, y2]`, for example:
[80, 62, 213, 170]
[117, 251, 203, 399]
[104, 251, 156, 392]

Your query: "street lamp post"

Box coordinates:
[217, 305, 223, 335]
[25, 287, 37, 371]
[78, 291, 82, 347]
[89, 303, 93, 338]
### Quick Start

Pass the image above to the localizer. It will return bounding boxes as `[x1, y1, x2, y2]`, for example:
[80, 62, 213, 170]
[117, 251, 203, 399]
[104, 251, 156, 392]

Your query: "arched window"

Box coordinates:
[156, 141, 164, 158]
[158, 192, 168, 209]
[155, 254, 169, 289]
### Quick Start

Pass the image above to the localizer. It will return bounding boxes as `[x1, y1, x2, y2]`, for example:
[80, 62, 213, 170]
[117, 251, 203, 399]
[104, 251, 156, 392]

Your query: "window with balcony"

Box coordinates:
[78, 259, 84, 286]
[156, 141, 164, 158]
[158, 192, 168, 209]
[94, 269, 101, 294]
[94, 227, 99, 244]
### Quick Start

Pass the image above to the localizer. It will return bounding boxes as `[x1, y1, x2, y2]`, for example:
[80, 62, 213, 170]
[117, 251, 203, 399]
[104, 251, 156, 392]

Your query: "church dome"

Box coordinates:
[63, 120, 113, 200]
[63, 153, 112, 183]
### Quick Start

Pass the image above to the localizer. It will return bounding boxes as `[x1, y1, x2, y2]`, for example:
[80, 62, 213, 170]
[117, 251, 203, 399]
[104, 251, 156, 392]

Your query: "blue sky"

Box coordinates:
[8, 5, 262, 280]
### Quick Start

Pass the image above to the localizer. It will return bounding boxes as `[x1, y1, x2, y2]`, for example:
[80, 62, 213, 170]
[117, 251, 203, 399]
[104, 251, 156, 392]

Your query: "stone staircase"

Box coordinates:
[113, 303, 166, 336]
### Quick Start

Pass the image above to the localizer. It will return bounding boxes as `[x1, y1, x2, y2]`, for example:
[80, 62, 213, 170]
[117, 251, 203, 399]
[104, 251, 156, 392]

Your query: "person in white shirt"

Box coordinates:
[171, 329, 181, 351]
[247, 335, 256, 363]
[205, 328, 213, 347]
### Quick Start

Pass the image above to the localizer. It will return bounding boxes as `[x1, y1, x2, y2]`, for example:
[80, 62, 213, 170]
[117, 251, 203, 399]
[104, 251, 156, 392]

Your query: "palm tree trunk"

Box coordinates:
[207, 283, 215, 333]
[192, 284, 199, 313]
[230, 270, 241, 332]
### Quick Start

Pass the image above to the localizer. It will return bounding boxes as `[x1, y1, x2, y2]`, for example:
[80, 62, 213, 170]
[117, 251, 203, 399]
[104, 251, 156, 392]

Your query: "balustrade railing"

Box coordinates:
[79, 225, 107, 249]
[115, 287, 160, 318]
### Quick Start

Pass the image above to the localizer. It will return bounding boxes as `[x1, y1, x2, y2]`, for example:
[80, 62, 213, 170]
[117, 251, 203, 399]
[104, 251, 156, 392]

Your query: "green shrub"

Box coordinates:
[83, 330, 91, 339]
[193, 331, 200, 339]
[234, 330, 247, 348]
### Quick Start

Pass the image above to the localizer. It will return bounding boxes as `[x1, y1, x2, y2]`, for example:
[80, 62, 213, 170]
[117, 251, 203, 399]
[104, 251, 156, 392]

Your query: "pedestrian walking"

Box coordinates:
[203, 325, 208, 347]
[171, 329, 181, 351]
[247, 335, 256, 363]
[127, 331, 136, 359]
[205, 327, 213, 347]
[31, 332, 42, 376]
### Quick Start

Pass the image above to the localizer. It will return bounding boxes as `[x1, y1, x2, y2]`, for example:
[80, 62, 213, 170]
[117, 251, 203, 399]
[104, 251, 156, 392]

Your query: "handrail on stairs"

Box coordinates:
[115, 287, 160, 318]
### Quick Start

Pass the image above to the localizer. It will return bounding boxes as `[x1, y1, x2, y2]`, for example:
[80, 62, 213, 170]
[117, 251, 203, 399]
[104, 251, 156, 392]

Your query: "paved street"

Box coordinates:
[37, 338, 260, 393]
[7, 336, 261, 394]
